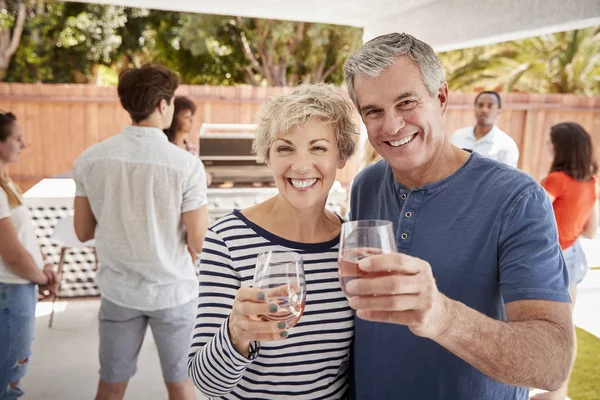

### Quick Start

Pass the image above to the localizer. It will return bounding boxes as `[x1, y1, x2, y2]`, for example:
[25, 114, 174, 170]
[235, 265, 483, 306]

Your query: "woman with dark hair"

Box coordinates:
[164, 96, 198, 154]
[533, 122, 599, 400]
[0, 111, 58, 400]
[164, 96, 212, 186]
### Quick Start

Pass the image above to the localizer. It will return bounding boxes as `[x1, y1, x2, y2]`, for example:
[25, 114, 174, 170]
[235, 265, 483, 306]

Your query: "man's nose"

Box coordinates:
[382, 112, 406, 136]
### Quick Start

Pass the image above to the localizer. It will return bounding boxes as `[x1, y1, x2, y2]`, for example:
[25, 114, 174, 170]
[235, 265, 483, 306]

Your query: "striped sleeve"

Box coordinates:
[187, 227, 259, 397]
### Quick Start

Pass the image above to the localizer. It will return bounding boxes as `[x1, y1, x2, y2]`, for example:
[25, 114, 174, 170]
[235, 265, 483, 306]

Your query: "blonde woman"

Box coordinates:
[0, 111, 58, 400]
[188, 84, 359, 399]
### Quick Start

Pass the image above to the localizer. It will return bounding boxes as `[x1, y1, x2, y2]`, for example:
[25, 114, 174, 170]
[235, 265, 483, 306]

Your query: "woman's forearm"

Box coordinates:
[4, 248, 47, 284]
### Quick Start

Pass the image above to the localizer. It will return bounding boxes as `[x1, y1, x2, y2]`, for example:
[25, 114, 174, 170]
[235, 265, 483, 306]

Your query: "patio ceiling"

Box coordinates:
[70, 0, 600, 50]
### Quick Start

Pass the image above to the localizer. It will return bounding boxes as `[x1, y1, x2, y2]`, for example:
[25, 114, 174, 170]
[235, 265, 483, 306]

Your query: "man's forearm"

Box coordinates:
[435, 298, 573, 390]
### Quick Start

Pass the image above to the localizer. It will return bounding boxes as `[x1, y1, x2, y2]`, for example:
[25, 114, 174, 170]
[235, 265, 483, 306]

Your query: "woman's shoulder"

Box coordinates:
[208, 211, 252, 236]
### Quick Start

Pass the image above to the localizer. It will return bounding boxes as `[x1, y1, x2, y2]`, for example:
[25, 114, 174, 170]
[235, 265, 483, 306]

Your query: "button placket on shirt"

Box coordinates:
[396, 190, 423, 253]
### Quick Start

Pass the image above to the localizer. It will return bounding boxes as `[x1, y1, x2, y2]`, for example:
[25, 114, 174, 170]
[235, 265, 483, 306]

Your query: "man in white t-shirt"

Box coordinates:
[73, 64, 208, 400]
[451, 91, 520, 167]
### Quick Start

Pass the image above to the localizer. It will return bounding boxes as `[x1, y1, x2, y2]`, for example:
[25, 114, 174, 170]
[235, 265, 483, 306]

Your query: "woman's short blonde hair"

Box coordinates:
[253, 84, 359, 163]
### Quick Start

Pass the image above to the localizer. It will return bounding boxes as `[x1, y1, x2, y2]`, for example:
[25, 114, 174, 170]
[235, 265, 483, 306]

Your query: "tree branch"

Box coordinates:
[321, 59, 343, 82]
[6, 3, 27, 57]
[236, 17, 264, 76]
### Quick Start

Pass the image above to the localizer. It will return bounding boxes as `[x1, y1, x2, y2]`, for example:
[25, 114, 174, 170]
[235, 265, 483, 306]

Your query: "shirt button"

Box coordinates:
[401, 233, 408, 240]
[405, 212, 412, 218]
[400, 194, 407, 200]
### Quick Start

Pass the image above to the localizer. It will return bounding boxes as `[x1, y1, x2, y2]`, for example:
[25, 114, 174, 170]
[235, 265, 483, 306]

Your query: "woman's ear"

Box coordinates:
[337, 157, 347, 169]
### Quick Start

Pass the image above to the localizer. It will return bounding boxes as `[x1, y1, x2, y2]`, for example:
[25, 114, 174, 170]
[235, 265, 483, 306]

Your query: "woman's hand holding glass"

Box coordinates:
[228, 286, 293, 357]
[228, 251, 306, 357]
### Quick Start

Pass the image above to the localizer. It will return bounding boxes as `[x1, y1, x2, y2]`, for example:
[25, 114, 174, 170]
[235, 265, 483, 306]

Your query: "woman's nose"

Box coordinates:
[291, 156, 312, 173]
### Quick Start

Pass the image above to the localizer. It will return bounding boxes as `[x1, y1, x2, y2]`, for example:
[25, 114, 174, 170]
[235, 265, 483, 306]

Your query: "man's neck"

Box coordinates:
[392, 140, 470, 190]
[133, 116, 164, 130]
[474, 124, 493, 140]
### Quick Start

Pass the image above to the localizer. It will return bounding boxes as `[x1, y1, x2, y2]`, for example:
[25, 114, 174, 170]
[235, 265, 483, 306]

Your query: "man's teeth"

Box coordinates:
[290, 179, 317, 188]
[388, 133, 417, 147]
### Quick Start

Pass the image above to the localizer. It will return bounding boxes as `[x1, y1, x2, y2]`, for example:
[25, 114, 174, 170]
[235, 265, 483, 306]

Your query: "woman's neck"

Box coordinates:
[174, 132, 189, 147]
[244, 195, 339, 243]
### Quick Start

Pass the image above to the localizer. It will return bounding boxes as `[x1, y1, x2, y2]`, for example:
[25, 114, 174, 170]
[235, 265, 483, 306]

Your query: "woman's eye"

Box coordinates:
[277, 147, 292, 153]
[312, 147, 326, 152]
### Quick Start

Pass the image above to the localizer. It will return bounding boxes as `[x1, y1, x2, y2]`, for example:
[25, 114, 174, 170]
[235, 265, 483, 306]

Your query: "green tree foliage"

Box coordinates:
[438, 27, 600, 95]
[2, 2, 364, 86]
[179, 15, 362, 86]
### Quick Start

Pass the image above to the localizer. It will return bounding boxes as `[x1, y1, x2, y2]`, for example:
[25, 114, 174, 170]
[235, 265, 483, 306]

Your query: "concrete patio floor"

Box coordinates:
[22, 300, 208, 400]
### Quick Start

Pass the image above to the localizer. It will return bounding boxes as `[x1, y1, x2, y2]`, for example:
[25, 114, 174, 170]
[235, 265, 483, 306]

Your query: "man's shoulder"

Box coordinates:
[353, 159, 388, 187]
[74, 134, 122, 166]
[450, 127, 474, 146]
[452, 126, 473, 137]
[494, 127, 519, 147]
[467, 154, 538, 195]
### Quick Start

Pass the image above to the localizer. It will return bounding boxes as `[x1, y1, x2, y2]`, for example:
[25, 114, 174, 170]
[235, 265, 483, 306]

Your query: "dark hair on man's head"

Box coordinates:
[474, 91, 502, 109]
[550, 122, 598, 181]
[117, 64, 180, 123]
[164, 96, 197, 142]
[0, 111, 17, 142]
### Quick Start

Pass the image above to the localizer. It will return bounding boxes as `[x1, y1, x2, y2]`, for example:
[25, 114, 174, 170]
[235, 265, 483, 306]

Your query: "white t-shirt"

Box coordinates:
[73, 126, 208, 311]
[0, 182, 44, 284]
[450, 125, 520, 168]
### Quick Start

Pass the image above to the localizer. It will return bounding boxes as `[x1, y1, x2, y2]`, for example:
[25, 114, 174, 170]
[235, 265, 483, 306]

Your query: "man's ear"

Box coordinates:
[437, 82, 449, 116]
[158, 99, 168, 114]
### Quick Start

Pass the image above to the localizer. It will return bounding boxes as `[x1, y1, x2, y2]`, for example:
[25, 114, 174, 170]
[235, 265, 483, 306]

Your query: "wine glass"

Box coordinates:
[338, 220, 396, 296]
[252, 250, 307, 328]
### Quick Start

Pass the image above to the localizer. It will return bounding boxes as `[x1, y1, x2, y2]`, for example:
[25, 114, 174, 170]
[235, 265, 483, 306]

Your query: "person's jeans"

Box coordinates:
[0, 283, 37, 400]
[563, 239, 589, 286]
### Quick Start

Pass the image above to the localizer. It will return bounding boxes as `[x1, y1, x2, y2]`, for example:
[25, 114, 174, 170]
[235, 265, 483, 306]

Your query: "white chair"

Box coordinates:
[48, 216, 98, 328]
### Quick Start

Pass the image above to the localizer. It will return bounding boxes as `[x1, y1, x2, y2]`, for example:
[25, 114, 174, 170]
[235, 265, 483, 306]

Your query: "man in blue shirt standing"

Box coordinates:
[343, 33, 574, 399]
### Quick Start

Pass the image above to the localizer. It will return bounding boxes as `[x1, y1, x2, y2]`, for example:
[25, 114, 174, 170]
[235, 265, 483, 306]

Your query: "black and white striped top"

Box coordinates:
[187, 210, 354, 399]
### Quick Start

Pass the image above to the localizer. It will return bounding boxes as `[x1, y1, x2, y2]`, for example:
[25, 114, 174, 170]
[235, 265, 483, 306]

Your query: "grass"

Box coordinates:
[569, 327, 600, 400]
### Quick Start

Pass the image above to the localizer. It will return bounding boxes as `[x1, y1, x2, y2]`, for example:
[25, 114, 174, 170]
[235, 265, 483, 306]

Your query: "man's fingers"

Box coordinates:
[345, 274, 423, 296]
[356, 309, 424, 325]
[348, 294, 423, 311]
[358, 253, 423, 274]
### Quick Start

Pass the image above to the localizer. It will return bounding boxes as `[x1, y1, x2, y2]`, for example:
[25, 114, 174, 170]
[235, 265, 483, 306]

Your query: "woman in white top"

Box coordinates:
[0, 111, 58, 400]
[187, 84, 359, 399]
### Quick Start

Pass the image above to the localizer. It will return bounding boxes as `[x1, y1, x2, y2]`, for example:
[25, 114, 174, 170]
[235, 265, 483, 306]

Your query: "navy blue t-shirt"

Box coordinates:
[349, 152, 570, 400]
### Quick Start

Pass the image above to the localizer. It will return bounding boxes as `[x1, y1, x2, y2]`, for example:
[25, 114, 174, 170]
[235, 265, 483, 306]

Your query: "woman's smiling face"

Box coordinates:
[268, 119, 346, 210]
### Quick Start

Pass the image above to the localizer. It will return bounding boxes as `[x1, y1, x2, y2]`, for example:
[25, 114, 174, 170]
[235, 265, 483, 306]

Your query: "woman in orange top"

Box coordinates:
[533, 122, 599, 400]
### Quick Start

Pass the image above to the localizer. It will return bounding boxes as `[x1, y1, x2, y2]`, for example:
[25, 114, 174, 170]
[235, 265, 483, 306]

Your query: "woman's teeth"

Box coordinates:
[388, 133, 417, 147]
[290, 178, 317, 189]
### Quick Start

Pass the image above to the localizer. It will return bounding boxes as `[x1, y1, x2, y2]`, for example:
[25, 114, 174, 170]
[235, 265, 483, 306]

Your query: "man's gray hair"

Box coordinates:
[344, 33, 446, 110]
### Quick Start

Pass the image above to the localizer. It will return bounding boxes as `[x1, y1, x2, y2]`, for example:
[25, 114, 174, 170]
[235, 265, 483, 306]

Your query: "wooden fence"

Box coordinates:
[0, 83, 599, 191]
